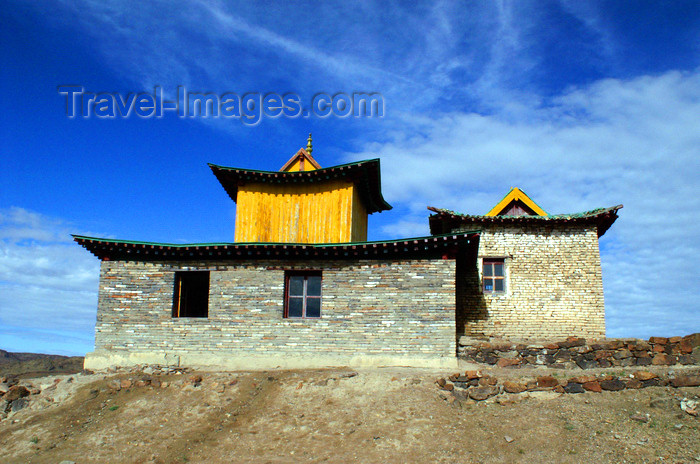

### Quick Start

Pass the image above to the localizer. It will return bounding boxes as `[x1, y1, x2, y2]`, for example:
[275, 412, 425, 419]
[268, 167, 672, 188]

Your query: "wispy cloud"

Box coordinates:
[350, 68, 700, 338]
[5, 0, 698, 346]
[0, 207, 98, 355]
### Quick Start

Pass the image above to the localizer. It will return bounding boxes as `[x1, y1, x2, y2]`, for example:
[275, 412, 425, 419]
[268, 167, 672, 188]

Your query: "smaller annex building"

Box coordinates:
[75, 137, 621, 370]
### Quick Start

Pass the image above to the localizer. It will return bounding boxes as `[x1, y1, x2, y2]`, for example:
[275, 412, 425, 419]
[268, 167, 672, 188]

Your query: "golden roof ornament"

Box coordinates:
[306, 133, 313, 155]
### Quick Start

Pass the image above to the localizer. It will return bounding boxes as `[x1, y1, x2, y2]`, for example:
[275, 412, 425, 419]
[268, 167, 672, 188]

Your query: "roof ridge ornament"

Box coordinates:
[485, 187, 548, 216]
[277, 134, 321, 172]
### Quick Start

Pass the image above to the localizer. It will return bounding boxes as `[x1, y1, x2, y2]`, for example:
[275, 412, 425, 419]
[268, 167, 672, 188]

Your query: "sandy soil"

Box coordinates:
[1, 366, 698, 463]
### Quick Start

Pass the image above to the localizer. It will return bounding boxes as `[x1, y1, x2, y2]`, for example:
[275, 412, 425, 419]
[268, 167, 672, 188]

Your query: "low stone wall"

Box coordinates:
[436, 369, 700, 407]
[458, 334, 700, 369]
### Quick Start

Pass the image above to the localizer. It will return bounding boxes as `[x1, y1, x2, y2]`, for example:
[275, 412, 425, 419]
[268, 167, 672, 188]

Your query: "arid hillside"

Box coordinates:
[0, 361, 698, 463]
[0, 350, 83, 379]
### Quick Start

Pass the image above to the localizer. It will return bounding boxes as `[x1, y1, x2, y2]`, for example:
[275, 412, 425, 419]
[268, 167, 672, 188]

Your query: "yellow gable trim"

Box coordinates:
[279, 148, 322, 172]
[485, 187, 547, 216]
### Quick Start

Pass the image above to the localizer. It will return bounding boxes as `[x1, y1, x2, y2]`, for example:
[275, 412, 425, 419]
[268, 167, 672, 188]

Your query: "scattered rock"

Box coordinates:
[630, 413, 650, 423]
[497, 358, 520, 368]
[582, 381, 602, 393]
[503, 381, 527, 393]
[536, 376, 558, 388]
[120, 379, 132, 389]
[641, 378, 661, 388]
[10, 398, 29, 412]
[504, 435, 514, 443]
[626, 379, 643, 389]
[2, 386, 30, 402]
[670, 375, 700, 387]
[469, 386, 499, 401]
[600, 379, 626, 391]
[632, 371, 657, 381]
[680, 398, 698, 416]
[563, 383, 585, 394]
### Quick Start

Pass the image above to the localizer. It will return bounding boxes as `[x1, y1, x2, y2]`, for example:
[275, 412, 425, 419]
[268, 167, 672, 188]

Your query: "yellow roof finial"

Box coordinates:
[306, 133, 313, 155]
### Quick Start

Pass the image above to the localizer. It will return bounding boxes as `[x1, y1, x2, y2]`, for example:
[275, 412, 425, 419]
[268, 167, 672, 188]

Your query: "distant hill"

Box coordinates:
[0, 350, 84, 378]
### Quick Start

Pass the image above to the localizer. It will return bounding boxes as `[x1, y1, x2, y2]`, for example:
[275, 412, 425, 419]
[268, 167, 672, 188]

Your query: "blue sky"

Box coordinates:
[1, 0, 699, 355]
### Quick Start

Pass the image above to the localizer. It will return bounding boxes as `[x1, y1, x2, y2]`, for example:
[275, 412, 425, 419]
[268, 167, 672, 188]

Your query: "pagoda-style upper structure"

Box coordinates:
[209, 135, 392, 244]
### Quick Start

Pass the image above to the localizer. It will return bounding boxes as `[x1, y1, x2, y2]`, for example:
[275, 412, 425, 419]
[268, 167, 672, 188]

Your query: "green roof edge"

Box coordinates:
[208, 158, 381, 174]
[71, 230, 480, 249]
[433, 204, 622, 220]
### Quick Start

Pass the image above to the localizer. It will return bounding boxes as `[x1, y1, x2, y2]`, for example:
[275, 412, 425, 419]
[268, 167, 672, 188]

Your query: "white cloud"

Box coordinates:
[0, 207, 99, 355]
[7, 1, 698, 344]
[351, 68, 700, 339]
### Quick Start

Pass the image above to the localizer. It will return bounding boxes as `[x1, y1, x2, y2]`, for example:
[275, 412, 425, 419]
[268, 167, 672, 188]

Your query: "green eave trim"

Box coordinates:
[71, 231, 481, 249]
[208, 158, 381, 174]
[208, 158, 392, 214]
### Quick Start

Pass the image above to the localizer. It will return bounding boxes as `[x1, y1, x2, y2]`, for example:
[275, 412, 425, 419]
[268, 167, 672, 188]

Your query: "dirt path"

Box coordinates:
[1, 367, 698, 463]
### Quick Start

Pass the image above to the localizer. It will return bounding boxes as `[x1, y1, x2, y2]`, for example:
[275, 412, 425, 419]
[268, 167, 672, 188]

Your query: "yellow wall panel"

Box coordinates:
[234, 180, 368, 244]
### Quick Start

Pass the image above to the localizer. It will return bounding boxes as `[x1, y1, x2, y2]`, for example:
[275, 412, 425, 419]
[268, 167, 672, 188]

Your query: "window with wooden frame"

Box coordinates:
[284, 271, 322, 318]
[172, 271, 210, 318]
[482, 259, 505, 293]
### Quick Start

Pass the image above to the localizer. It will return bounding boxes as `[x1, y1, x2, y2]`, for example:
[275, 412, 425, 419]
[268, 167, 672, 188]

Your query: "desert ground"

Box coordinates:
[1, 358, 698, 464]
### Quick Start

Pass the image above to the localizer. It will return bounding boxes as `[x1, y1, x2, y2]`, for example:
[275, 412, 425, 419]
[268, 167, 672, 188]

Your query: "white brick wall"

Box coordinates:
[457, 223, 606, 340]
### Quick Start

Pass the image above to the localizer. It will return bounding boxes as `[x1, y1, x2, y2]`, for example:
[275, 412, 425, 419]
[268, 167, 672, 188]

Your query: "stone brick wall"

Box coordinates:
[458, 335, 700, 368]
[454, 223, 606, 340]
[94, 258, 456, 360]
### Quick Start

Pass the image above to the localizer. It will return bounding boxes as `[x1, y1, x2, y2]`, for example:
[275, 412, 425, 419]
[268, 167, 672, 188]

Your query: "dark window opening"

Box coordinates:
[483, 259, 505, 293]
[284, 271, 322, 318]
[173, 271, 209, 318]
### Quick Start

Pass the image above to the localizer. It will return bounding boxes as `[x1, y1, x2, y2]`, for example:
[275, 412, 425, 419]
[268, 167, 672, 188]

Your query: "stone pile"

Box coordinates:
[0, 376, 41, 418]
[103, 364, 191, 376]
[459, 334, 700, 369]
[436, 369, 700, 404]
